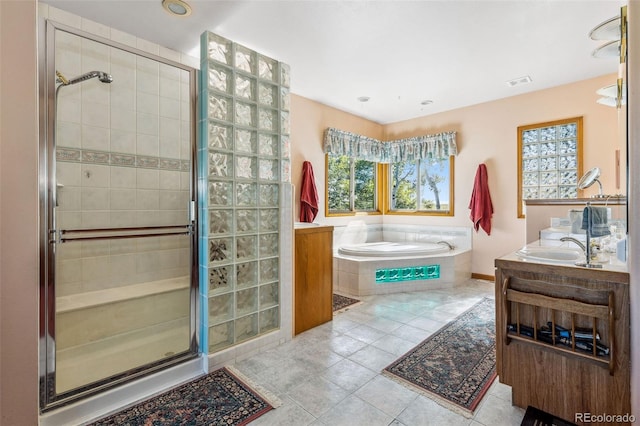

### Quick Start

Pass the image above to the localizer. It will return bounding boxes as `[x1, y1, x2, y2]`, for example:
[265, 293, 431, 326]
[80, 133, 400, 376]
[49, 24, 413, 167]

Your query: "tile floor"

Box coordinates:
[233, 279, 526, 426]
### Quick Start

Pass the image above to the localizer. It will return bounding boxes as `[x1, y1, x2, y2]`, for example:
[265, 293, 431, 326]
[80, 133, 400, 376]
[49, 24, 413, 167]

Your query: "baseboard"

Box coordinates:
[471, 273, 495, 282]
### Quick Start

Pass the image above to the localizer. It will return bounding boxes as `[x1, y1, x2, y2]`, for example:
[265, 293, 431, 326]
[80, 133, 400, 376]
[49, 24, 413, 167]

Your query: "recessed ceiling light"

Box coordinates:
[506, 75, 533, 87]
[420, 100, 433, 106]
[357, 96, 370, 103]
[162, 0, 192, 17]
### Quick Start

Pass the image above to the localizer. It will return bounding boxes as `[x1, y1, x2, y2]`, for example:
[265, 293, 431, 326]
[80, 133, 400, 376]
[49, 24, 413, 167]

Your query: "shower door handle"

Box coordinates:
[57, 224, 192, 243]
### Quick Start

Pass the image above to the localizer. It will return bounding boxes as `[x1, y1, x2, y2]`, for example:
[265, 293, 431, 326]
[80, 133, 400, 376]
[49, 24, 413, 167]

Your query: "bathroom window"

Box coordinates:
[517, 117, 583, 218]
[386, 156, 454, 216]
[326, 154, 379, 215]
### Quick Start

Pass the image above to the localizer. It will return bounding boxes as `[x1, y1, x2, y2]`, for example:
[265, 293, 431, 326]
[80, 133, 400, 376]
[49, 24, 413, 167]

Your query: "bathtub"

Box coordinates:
[334, 241, 471, 296]
[338, 241, 450, 257]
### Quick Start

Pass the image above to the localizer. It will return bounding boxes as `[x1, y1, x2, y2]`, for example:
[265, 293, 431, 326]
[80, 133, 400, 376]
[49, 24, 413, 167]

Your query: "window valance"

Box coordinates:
[323, 127, 457, 163]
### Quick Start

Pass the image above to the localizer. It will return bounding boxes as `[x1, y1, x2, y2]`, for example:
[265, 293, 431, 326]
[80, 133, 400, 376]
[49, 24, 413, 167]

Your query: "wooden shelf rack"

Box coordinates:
[502, 276, 615, 374]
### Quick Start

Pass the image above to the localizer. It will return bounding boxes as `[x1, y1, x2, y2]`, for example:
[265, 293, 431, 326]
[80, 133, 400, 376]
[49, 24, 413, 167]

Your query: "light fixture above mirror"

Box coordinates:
[596, 83, 627, 107]
[591, 40, 620, 59]
[589, 16, 620, 41]
[589, 7, 627, 109]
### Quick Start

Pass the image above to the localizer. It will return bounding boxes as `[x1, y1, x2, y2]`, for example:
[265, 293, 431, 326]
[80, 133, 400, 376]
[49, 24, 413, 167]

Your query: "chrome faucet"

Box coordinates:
[437, 240, 455, 250]
[559, 237, 586, 252]
[560, 203, 602, 268]
[560, 236, 601, 268]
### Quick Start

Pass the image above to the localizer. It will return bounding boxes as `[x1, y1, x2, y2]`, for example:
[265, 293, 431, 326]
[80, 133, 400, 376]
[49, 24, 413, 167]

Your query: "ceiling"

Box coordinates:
[42, 0, 624, 124]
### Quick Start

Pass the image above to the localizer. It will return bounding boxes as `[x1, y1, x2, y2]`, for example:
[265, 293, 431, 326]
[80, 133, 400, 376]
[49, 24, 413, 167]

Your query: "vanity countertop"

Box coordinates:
[497, 240, 628, 275]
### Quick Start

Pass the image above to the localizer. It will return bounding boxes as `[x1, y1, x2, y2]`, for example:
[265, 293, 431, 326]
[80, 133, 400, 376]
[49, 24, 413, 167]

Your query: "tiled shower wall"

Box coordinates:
[48, 5, 197, 296]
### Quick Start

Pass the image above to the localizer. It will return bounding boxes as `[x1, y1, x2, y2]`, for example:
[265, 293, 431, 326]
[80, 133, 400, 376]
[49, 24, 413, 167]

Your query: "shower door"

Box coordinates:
[40, 21, 198, 410]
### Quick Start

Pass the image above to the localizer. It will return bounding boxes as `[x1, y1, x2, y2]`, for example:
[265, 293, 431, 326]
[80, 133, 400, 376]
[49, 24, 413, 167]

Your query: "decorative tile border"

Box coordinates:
[56, 147, 189, 171]
[56, 148, 82, 162]
[137, 155, 159, 169]
[81, 150, 110, 164]
[111, 153, 136, 167]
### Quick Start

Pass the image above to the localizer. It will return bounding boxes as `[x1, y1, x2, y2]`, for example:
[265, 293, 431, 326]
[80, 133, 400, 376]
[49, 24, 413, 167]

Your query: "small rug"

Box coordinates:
[383, 297, 496, 417]
[88, 366, 277, 426]
[521, 406, 578, 426]
[333, 293, 361, 312]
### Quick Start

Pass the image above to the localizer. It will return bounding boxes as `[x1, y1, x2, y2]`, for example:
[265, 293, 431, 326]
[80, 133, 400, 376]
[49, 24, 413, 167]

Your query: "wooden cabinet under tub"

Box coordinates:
[294, 225, 334, 335]
[495, 256, 630, 425]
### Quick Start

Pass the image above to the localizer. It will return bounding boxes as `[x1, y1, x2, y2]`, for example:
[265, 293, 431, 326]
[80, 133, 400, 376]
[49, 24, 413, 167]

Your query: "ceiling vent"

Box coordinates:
[506, 75, 532, 87]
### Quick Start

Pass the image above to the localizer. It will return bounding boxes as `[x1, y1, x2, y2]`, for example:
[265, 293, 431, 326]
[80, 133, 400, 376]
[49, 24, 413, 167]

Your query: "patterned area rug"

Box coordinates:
[333, 293, 361, 312]
[383, 297, 496, 417]
[88, 366, 276, 426]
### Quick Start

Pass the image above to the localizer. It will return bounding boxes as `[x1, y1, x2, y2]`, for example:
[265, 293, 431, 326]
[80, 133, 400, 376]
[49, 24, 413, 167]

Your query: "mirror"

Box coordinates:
[578, 167, 604, 196]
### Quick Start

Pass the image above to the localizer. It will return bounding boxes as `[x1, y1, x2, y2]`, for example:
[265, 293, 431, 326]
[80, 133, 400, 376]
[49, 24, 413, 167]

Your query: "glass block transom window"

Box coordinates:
[517, 117, 583, 218]
[200, 31, 290, 353]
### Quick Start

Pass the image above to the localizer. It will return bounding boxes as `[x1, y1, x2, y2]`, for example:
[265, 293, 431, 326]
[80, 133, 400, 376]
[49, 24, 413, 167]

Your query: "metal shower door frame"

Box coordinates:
[38, 19, 199, 412]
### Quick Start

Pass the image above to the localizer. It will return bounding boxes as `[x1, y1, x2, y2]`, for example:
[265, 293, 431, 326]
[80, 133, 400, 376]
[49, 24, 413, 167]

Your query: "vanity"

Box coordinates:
[495, 250, 630, 424]
[294, 224, 334, 335]
[502, 7, 630, 422]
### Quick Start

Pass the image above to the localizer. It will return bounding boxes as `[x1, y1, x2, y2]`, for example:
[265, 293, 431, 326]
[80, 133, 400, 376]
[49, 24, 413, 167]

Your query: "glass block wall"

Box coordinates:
[199, 31, 291, 353]
[521, 120, 579, 199]
[375, 265, 441, 283]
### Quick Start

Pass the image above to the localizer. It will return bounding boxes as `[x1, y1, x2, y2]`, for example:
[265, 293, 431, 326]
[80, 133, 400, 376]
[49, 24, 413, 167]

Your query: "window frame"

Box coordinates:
[383, 156, 455, 217]
[517, 116, 583, 218]
[324, 154, 383, 217]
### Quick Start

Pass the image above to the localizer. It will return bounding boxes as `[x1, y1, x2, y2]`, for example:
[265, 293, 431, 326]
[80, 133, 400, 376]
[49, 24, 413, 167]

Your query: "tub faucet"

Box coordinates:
[437, 240, 455, 250]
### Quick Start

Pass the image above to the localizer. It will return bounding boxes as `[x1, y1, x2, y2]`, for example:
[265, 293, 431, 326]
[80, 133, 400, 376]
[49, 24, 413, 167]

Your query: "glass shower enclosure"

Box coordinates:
[39, 20, 198, 410]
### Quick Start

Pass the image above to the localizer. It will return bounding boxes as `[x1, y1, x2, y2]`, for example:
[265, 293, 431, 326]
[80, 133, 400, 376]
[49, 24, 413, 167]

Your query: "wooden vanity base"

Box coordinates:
[495, 259, 630, 425]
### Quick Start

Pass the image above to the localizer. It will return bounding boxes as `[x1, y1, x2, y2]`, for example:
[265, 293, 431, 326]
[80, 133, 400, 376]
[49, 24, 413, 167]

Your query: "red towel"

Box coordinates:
[469, 163, 493, 235]
[300, 161, 319, 222]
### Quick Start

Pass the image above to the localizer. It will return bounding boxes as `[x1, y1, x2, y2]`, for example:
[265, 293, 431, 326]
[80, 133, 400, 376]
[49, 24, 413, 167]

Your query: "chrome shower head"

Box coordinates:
[97, 72, 114, 83]
[59, 71, 113, 85]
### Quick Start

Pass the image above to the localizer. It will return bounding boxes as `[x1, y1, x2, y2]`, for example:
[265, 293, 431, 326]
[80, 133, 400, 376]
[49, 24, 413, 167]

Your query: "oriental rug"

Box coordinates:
[88, 366, 278, 426]
[332, 293, 361, 312]
[383, 297, 496, 417]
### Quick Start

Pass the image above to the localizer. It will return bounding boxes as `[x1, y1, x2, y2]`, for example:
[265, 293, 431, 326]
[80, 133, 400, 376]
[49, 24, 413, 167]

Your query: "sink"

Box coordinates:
[515, 247, 584, 264]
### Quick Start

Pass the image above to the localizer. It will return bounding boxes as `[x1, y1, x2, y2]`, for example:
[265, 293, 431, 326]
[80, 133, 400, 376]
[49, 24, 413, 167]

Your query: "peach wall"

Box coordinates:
[1, 0, 3, 417]
[0, 2, 3, 422]
[290, 74, 622, 276]
[627, 1, 639, 417]
[290, 94, 383, 222]
[384, 74, 621, 276]
[0, 0, 40, 424]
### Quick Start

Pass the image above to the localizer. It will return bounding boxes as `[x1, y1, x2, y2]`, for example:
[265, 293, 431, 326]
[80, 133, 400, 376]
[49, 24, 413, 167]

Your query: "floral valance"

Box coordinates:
[323, 127, 457, 163]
